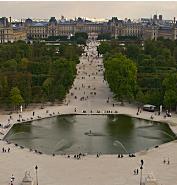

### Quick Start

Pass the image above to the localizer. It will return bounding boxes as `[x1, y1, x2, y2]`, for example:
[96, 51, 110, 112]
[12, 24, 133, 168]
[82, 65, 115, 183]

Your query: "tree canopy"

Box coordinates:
[10, 87, 24, 109]
[104, 54, 137, 102]
[99, 38, 177, 110]
[0, 41, 83, 109]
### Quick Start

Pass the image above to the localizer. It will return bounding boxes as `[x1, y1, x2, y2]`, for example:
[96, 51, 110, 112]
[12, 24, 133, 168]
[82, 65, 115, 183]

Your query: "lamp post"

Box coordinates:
[35, 165, 38, 185]
[140, 159, 144, 185]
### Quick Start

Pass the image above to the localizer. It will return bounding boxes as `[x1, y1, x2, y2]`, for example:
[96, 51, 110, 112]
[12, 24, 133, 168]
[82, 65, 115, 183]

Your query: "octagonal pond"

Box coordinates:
[5, 114, 176, 155]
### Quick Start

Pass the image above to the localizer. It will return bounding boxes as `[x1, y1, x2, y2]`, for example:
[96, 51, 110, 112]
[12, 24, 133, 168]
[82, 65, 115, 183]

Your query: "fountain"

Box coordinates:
[5, 115, 175, 155]
[113, 140, 128, 153]
[158, 130, 176, 140]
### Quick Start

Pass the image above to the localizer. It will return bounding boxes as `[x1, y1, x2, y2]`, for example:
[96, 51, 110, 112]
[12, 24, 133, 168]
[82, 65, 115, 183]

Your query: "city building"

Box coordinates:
[25, 17, 109, 39]
[0, 27, 13, 43]
[0, 15, 177, 43]
[12, 27, 27, 42]
[25, 17, 143, 40]
[143, 15, 177, 40]
[0, 17, 27, 43]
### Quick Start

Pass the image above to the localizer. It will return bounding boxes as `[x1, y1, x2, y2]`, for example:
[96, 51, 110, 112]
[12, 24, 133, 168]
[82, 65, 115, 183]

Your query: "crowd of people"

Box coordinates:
[2, 147, 10, 153]
[66, 41, 104, 107]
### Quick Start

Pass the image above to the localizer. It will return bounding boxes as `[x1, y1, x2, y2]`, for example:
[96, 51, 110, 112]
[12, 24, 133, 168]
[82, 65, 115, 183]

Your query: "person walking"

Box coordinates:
[136, 168, 139, 175]
[11, 174, 15, 183]
[133, 169, 136, 175]
[167, 158, 170, 165]
[163, 159, 166, 164]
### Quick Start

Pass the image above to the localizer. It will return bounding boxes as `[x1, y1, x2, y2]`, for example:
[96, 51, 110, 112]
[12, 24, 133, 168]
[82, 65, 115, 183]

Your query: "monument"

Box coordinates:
[21, 171, 34, 185]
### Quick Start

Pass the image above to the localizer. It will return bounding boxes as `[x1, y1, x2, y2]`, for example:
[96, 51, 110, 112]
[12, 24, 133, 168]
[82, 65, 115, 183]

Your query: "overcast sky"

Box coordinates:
[0, 1, 176, 20]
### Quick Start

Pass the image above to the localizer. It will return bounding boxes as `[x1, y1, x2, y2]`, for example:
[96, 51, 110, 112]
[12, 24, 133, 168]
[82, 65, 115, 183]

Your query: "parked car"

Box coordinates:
[143, 104, 156, 112]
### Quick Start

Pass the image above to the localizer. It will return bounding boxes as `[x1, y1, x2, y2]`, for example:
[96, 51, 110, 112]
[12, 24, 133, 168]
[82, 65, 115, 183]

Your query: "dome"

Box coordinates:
[49, 17, 57, 25]
[25, 18, 33, 25]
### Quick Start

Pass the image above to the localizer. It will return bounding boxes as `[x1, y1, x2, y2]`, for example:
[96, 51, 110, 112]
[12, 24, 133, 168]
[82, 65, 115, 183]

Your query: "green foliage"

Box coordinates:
[97, 33, 112, 40]
[143, 90, 163, 106]
[0, 41, 81, 108]
[99, 38, 177, 109]
[162, 73, 177, 90]
[117, 36, 139, 41]
[46, 35, 68, 41]
[136, 89, 145, 105]
[10, 87, 24, 108]
[59, 43, 83, 62]
[97, 42, 111, 55]
[70, 32, 88, 45]
[163, 90, 177, 110]
[97, 40, 125, 57]
[163, 74, 177, 109]
[74, 32, 88, 40]
[126, 44, 141, 60]
[104, 54, 137, 102]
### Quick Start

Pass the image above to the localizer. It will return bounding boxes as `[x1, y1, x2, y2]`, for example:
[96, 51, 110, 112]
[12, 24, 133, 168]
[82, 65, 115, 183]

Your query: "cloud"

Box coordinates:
[0, 1, 176, 20]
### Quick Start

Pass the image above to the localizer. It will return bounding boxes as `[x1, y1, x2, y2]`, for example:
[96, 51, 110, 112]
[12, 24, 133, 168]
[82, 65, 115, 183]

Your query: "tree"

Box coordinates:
[97, 42, 111, 55]
[173, 47, 177, 63]
[42, 78, 54, 100]
[3, 59, 17, 72]
[16, 72, 32, 106]
[76, 37, 86, 45]
[97, 33, 112, 40]
[70, 32, 88, 45]
[75, 32, 88, 40]
[163, 73, 177, 110]
[136, 89, 145, 105]
[0, 40, 81, 107]
[163, 89, 177, 111]
[55, 84, 65, 101]
[104, 54, 137, 102]
[126, 44, 141, 61]
[143, 90, 163, 106]
[18, 58, 30, 72]
[163, 73, 177, 90]
[10, 87, 24, 110]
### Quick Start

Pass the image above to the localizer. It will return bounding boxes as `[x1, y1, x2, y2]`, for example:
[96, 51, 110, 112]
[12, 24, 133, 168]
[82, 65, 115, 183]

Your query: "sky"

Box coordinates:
[0, 1, 177, 21]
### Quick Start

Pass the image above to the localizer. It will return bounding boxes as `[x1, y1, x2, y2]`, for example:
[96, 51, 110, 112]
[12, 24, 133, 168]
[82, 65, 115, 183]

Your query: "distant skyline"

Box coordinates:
[0, 1, 177, 20]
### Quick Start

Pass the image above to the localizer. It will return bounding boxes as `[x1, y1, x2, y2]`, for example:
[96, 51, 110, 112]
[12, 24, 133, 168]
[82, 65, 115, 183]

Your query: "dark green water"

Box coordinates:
[5, 115, 176, 154]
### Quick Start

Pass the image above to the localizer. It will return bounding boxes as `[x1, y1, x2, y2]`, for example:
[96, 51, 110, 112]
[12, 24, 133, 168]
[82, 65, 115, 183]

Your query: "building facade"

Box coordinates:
[25, 17, 109, 39]
[0, 27, 13, 43]
[143, 15, 177, 40]
[25, 17, 143, 40]
[0, 18, 27, 43]
[0, 15, 177, 43]
[0, 26, 27, 43]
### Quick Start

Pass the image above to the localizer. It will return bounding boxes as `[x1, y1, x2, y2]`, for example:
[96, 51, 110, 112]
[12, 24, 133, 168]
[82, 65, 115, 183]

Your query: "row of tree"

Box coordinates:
[98, 38, 177, 110]
[45, 32, 88, 45]
[0, 41, 83, 110]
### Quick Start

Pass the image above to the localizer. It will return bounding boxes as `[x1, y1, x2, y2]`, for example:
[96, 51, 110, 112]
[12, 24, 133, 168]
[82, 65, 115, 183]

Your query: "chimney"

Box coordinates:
[159, 15, 162, 21]
[4, 17, 7, 27]
[153, 14, 157, 20]
[21, 19, 23, 26]
[174, 17, 176, 24]
[9, 16, 11, 23]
